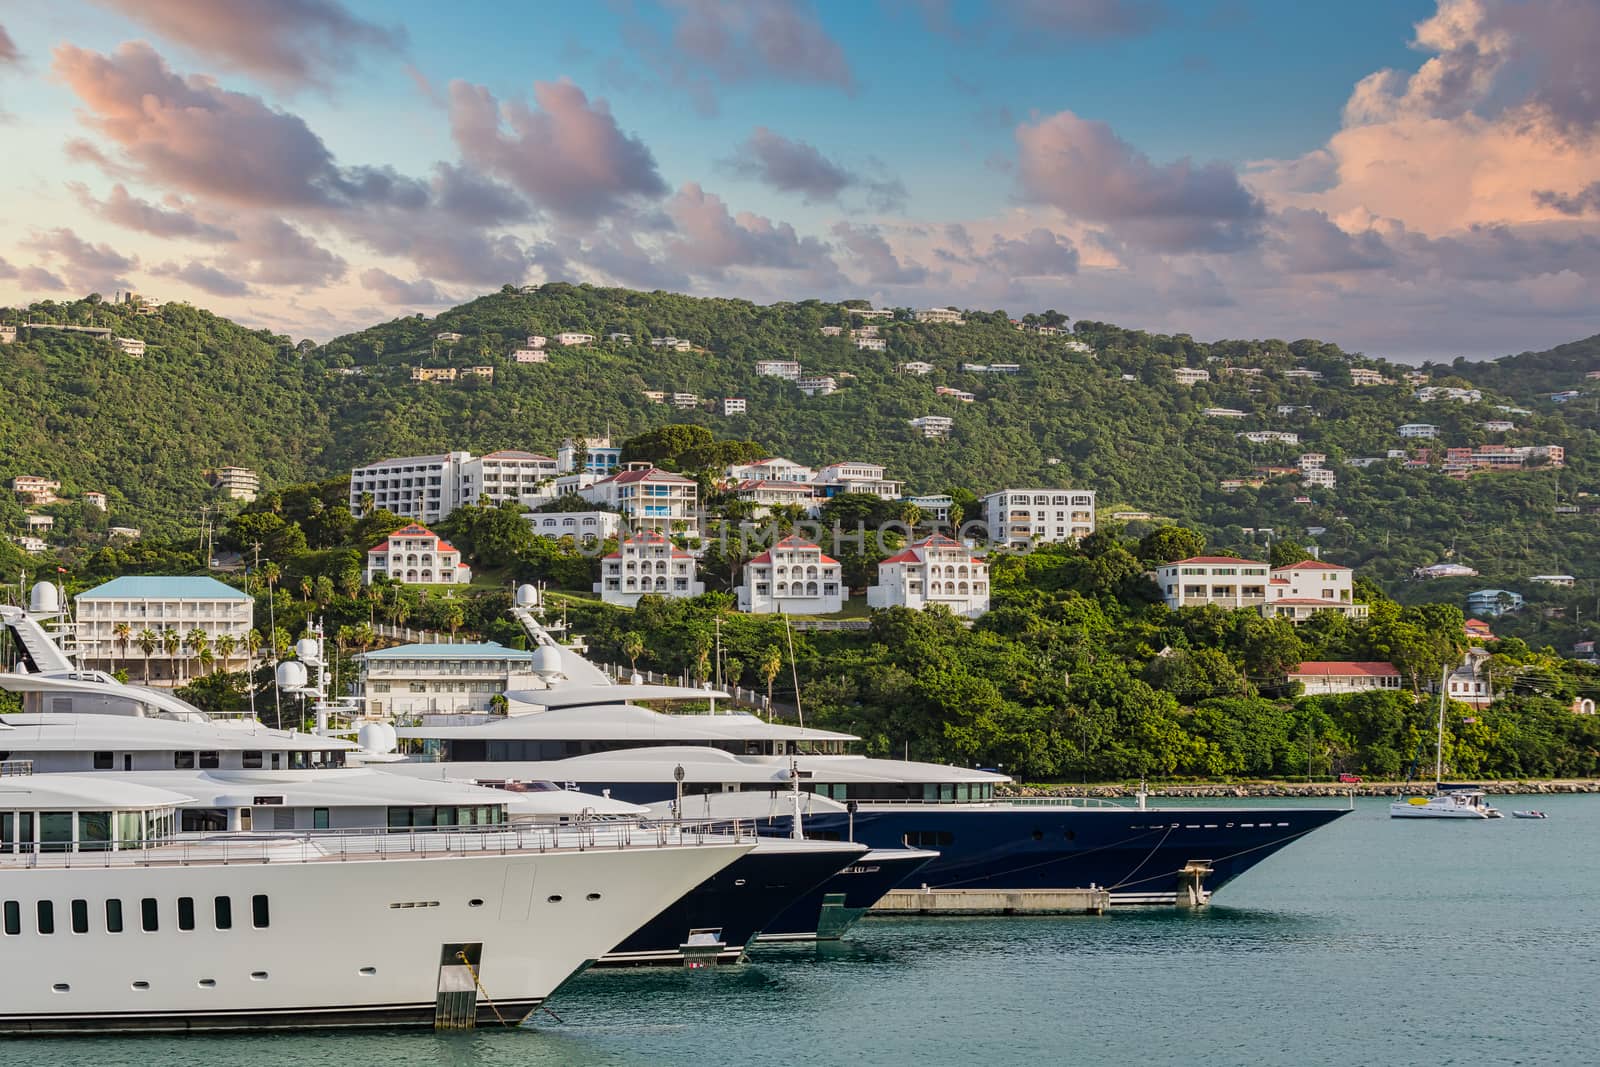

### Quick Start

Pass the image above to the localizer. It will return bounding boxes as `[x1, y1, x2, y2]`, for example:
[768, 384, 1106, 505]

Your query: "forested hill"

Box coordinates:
[5, 286, 1600, 609]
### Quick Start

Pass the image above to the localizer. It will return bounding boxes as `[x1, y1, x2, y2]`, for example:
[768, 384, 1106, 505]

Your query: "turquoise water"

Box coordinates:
[16, 797, 1599, 1066]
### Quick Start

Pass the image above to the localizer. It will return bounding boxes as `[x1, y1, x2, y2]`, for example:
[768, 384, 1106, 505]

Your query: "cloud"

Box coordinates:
[724, 126, 906, 209]
[91, 0, 405, 90]
[983, 228, 1080, 276]
[432, 163, 530, 226]
[831, 222, 929, 284]
[26, 227, 137, 292]
[627, 0, 854, 114]
[664, 183, 840, 276]
[0, 24, 20, 66]
[1271, 208, 1396, 274]
[72, 182, 237, 241]
[232, 217, 346, 286]
[1534, 181, 1600, 217]
[447, 78, 667, 222]
[152, 259, 252, 296]
[1016, 109, 1264, 252]
[999, 0, 1167, 40]
[358, 268, 454, 306]
[19, 266, 67, 291]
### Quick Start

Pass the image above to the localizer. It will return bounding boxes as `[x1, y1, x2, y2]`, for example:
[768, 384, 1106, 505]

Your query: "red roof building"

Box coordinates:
[866, 535, 989, 619]
[366, 523, 471, 586]
[1288, 661, 1402, 696]
[737, 536, 845, 615]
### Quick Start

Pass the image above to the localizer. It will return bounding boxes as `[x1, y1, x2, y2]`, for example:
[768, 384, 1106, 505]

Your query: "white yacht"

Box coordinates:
[1390, 667, 1501, 820]
[0, 772, 750, 1033]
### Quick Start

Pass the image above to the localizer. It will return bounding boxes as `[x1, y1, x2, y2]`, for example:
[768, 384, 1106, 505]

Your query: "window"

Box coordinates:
[3, 901, 18, 936]
[79, 811, 111, 851]
[105, 899, 124, 934]
[141, 897, 159, 932]
[37, 901, 54, 935]
[199, 752, 220, 769]
[71, 899, 89, 934]
[174, 751, 196, 769]
[252, 895, 270, 929]
[40, 811, 72, 852]
[242, 751, 263, 769]
[313, 808, 330, 830]
[93, 751, 113, 770]
[178, 897, 195, 931]
[214, 896, 232, 930]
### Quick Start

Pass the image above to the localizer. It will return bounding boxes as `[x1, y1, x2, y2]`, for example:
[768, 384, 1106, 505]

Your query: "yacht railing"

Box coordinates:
[0, 818, 750, 869]
[0, 760, 33, 777]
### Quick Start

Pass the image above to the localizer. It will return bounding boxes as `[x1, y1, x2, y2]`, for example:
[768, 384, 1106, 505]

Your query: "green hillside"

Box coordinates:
[5, 285, 1600, 638]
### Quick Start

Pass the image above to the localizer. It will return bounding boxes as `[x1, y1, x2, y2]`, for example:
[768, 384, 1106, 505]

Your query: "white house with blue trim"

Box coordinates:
[354, 642, 540, 719]
[75, 576, 253, 684]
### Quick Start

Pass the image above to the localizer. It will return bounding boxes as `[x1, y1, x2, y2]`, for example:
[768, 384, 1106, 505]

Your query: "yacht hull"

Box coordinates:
[756, 848, 939, 943]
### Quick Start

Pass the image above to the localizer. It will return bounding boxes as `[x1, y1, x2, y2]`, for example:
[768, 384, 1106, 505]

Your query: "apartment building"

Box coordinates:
[1349, 368, 1392, 386]
[899, 361, 935, 375]
[526, 510, 622, 542]
[349, 451, 472, 522]
[732, 480, 820, 512]
[980, 489, 1096, 547]
[582, 464, 699, 533]
[915, 307, 965, 325]
[866, 534, 989, 619]
[736, 536, 846, 615]
[910, 415, 955, 439]
[365, 523, 472, 585]
[797, 376, 838, 397]
[355, 642, 538, 718]
[556, 436, 622, 475]
[1173, 367, 1211, 385]
[1262, 559, 1367, 621]
[854, 337, 887, 351]
[113, 337, 146, 357]
[460, 450, 558, 508]
[722, 397, 747, 415]
[813, 462, 904, 500]
[11, 476, 60, 504]
[555, 332, 595, 346]
[755, 359, 803, 379]
[209, 466, 259, 502]
[75, 576, 253, 685]
[727, 458, 816, 483]
[595, 531, 705, 607]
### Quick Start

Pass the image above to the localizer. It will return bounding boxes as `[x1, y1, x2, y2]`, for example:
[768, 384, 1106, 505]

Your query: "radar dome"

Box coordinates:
[357, 721, 398, 754]
[531, 644, 564, 679]
[294, 637, 321, 663]
[28, 582, 59, 615]
[515, 584, 540, 607]
[276, 660, 308, 691]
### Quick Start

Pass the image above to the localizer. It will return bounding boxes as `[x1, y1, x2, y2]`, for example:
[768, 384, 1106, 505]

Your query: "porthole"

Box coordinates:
[198, 979, 216, 989]
[733, 879, 746, 887]
[1030, 829, 1043, 841]
[358, 967, 377, 977]
[547, 895, 563, 903]
[468, 899, 484, 908]
[52, 983, 69, 993]
[586, 893, 602, 901]
[132, 981, 150, 991]
[250, 972, 268, 981]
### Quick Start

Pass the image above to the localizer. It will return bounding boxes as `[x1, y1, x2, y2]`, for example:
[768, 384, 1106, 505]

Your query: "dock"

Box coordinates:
[870, 888, 1109, 916]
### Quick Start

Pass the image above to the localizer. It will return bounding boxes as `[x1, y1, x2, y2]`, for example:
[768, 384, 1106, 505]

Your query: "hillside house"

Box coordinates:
[595, 532, 704, 607]
[736, 536, 846, 615]
[366, 523, 471, 586]
[867, 534, 989, 619]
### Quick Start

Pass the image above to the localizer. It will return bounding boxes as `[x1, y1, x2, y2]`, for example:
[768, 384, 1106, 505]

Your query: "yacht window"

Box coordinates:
[214, 897, 232, 930]
[178, 897, 195, 931]
[313, 808, 330, 830]
[117, 811, 141, 846]
[93, 751, 113, 770]
[141, 898, 159, 932]
[199, 752, 220, 769]
[271, 753, 281, 770]
[174, 752, 196, 769]
[242, 751, 263, 769]
[71, 900, 89, 934]
[435, 807, 456, 828]
[39, 811, 72, 852]
[252, 895, 270, 929]
[36, 900, 54, 935]
[413, 807, 436, 828]
[387, 807, 412, 829]
[78, 811, 111, 851]
[3, 901, 19, 935]
[105, 900, 124, 933]
[0, 812, 10, 853]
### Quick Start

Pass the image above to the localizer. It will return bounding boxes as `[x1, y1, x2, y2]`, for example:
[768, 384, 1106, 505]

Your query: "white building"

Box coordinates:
[0, 325, 16, 344]
[755, 359, 803, 379]
[555, 332, 595, 346]
[349, 451, 472, 522]
[915, 308, 965, 325]
[867, 535, 989, 619]
[722, 397, 747, 415]
[609, 332, 634, 344]
[209, 466, 259, 502]
[736, 536, 846, 615]
[11, 476, 60, 503]
[910, 415, 954, 439]
[75, 576, 253, 685]
[527, 510, 622, 542]
[1202, 407, 1248, 419]
[556, 436, 622, 475]
[1415, 386, 1483, 403]
[1399, 423, 1439, 438]
[24, 514, 53, 532]
[366, 523, 471, 585]
[1283, 368, 1323, 381]
[512, 347, 548, 363]
[595, 531, 704, 607]
[582, 464, 700, 534]
[732, 480, 820, 512]
[525, 335, 547, 349]
[13, 535, 47, 553]
[1528, 574, 1576, 587]
[1479, 420, 1515, 432]
[1153, 556, 1366, 621]
[797, 375, 838, 397]
[82, 491, 107, 511]
[671, 392, 700, 408]
[1298, 453, 1327, 471]
[899, 361, 935, 375]
[1173, 367, 1211, 385]
[727, 458, 815, 483]
[435, 331, 463, 344]
[936, 386, 976, 402]
[847, 307, 893, 319]
[1288, 662, 1402, 696]
[814, 462, 903, 500]
[649, 336, 692, 350]
[1277, 404, 1317, 417]
[1349, 368, 1392, 386]
[1262, 559, 1366, 621]
[1302, 467, 1337, 489]
[355, 642, 539, 719]
[981, 489, 1096, 547]
[460, 450, 558, 509]
[906, 493, 954, 524]
[820, 326, 843, 337]
[1237, 431, 1300, 445]
[854, 337, 887, 352]
[113, 336, 146, 357]
[851, 325, 880, 339]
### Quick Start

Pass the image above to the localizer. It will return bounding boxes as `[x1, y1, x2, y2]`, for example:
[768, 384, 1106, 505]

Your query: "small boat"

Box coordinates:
[1511, 810, 1548, 819]
[1390, 667, 1501, 820]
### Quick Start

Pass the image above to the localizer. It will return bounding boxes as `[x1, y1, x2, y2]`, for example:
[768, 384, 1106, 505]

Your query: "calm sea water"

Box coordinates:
[17, 797, 1600, 1066]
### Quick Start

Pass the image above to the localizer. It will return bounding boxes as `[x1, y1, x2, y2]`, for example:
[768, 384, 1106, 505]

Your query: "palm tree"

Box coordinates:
[623, 631, 646, 673]
[161, 629, 181, 683]
[198, 646, 216, 677]
[299, 575, 313, 603]
[365, 584, 382, 628]
[339, 569, 361, 601]
[184, 628, 209, 683]
[354, 622, 376, 651]
[136, 628, 158, 684]
[759, 645, 784, 719]
[443, 602, 465, 637]
[112, 621, 131, 671]
[215, 633, 238, 673]
[261, 561, 281, 593]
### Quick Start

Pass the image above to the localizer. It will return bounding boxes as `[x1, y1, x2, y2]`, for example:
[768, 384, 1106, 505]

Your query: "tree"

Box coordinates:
[112, 621, 132, 669]
[1137, 526, 1206, 566]
[299, 574, 313, 602]
[215, 633, 238, 671]
[443, 601, 465, 637]
[136, 628, 158, 684]
[1269, 539, 1311, 568]
[759, 645, 784, 717]
[161, 629, 181, 682]
[184, 628, 209, 683]
[622, 632, 645, 672]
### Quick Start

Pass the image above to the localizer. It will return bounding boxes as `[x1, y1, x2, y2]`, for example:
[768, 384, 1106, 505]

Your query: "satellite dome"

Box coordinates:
[515, 584, 540, 607]
[357, 721, 398, 754]
[28, 582, 59, 615]
[276, 660, 308, 691]
[294, 637, 320, 663]
[531, 644, 564, 679]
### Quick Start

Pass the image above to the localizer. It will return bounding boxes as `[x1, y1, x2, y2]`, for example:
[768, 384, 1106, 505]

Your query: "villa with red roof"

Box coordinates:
[582, 463, 700, 534]
[1288, 661, 1401, 696]
[866, 535, 990, 619]
[1153, 556, 1366, 621]
[595, 532, 704, 607]
[365, 523, 472, 586]
[736, 535, 846, 614]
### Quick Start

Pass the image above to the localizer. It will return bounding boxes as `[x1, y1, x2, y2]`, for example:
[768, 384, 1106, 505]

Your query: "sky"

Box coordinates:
[0, 0, 1597, 362]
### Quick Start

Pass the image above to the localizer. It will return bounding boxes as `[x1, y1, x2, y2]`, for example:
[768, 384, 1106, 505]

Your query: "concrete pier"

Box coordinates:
[870, 888, 1109, 916]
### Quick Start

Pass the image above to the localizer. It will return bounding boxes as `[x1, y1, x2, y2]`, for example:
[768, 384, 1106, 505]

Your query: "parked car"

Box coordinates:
[1337, 773, 1363, 784]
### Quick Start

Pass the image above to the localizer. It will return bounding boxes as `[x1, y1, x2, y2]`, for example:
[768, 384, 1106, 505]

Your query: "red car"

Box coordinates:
[1337, 773, 1363, 784]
